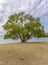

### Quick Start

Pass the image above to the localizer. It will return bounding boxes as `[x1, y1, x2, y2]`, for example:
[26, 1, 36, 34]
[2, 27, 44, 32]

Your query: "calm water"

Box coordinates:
[0, 37, 48, 44]
[0, 37, 21, 44]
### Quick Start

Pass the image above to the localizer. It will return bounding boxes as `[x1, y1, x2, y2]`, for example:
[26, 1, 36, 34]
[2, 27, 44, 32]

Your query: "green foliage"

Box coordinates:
[3, 12, 45, 42]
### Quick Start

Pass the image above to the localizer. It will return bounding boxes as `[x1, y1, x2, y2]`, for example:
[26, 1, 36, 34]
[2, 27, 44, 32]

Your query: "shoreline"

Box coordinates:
[0, 37, 48, 44]
[0, 42, 48, 45]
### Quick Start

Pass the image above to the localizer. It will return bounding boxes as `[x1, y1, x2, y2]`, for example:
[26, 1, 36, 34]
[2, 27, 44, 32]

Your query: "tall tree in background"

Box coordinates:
[3, 12, 45, 42]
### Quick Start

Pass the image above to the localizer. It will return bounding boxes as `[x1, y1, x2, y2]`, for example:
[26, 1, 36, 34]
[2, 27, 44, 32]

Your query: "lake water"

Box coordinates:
[0, 37, 21, 44]
[0, 37, 48, 44]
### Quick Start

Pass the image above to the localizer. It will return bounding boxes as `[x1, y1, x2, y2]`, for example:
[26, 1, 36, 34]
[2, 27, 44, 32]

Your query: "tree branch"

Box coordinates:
[18, 32, 23, 41]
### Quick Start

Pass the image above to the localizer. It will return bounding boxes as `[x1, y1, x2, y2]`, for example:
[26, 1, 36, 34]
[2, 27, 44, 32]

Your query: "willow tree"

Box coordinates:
[3, 12, 45, 42]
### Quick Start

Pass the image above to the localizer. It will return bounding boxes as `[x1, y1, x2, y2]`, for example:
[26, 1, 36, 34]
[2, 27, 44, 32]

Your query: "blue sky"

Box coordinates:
[0, 0, 48, 35]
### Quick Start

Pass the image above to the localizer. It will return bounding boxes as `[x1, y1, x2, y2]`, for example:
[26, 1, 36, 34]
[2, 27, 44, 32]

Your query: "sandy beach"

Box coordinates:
[0, 42, 48, 65]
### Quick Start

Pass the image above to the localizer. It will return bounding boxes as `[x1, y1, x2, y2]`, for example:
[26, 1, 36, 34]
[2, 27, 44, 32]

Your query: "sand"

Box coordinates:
[0, 42, 48, 65]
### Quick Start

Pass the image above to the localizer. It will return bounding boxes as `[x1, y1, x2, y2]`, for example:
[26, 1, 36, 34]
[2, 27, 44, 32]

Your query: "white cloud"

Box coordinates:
[0, 0, 5, 3]
[0, 0, 48, 33]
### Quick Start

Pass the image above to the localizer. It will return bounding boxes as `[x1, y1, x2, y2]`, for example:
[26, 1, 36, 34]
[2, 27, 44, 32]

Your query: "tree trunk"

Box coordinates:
[22, 40, 26, 42]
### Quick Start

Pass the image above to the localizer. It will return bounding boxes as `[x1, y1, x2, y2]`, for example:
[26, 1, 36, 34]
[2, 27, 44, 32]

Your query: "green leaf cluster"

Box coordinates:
[3, 12, 45, 42]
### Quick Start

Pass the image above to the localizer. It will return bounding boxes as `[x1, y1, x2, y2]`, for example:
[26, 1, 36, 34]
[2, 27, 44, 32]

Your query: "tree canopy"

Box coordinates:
[3, 12, 45, 42]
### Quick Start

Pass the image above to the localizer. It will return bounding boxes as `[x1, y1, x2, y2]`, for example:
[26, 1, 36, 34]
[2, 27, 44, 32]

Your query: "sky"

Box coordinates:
[0, 0, 48, 35]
